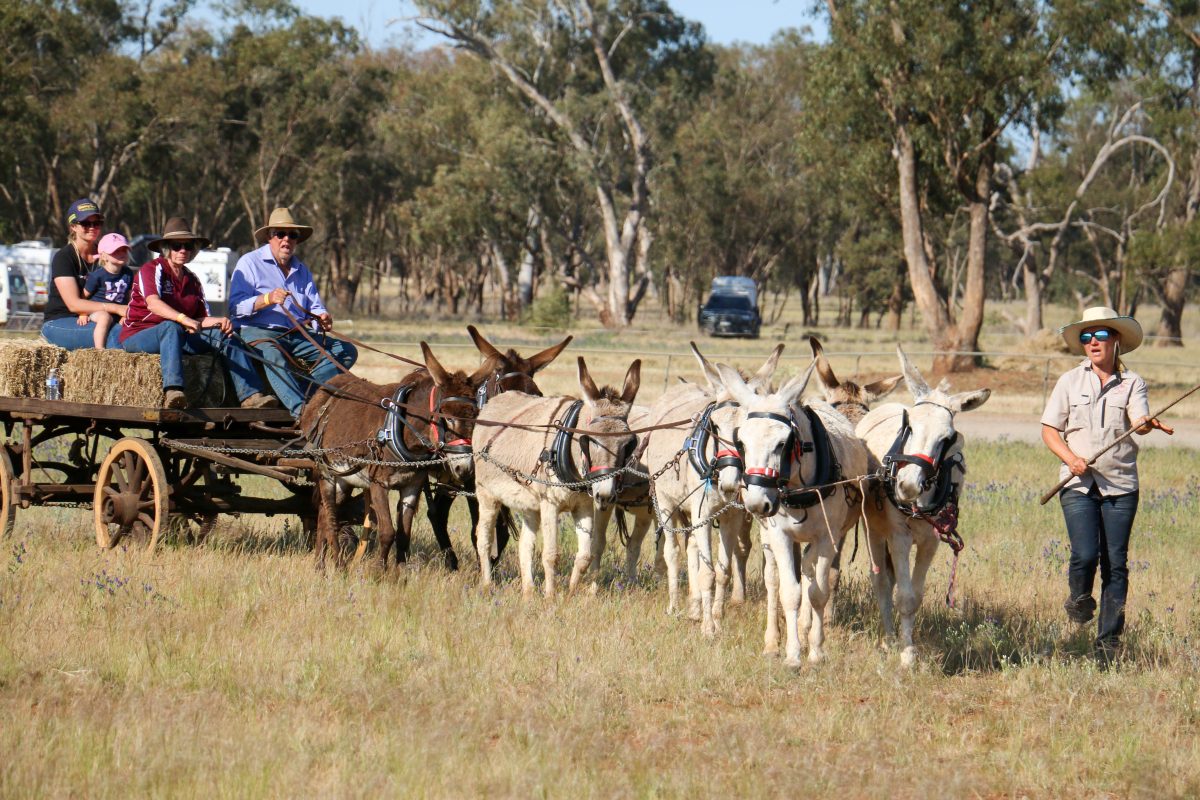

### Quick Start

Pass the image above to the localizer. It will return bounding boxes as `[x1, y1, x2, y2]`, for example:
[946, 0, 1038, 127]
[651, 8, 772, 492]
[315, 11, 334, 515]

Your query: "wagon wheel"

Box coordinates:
[0, 447, 16, 539]
[94, 438, 169, 553]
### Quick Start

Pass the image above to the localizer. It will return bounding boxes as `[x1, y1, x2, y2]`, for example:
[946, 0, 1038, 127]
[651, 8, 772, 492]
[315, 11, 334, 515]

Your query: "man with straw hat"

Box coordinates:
[229, 207, 358, 417]
[1040, 306, 1173, 665]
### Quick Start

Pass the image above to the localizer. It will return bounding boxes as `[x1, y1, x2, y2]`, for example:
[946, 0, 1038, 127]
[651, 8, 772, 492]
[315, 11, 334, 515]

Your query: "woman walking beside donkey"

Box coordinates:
[1040, 307, 1173, 664]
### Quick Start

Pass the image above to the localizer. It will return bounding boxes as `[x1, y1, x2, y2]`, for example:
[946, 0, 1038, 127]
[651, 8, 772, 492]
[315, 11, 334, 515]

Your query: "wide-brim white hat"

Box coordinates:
[1059, 306, 1143, 355]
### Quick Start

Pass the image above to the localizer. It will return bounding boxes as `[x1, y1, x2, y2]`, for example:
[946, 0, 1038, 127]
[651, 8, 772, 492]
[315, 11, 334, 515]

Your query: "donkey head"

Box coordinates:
[691, 341, 785, 500]
[810, 336, 902, 425]
[576, 356, 641, 507]
[888, 345, 990, 502]
[468, 325, 572, 402]
[421, 342, 480, 482]
[718, 359, 816, 517]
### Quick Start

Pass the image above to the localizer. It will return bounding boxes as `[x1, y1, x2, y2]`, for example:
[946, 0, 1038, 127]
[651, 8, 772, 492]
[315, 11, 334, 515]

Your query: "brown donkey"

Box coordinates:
[423, 326, 572, 569]
[300, 342, 483, 571]
[472, 357, 641, 597]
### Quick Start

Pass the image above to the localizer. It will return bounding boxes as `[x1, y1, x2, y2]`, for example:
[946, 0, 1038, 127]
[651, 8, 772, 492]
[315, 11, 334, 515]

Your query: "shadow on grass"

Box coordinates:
[810, 576, 1187, 675]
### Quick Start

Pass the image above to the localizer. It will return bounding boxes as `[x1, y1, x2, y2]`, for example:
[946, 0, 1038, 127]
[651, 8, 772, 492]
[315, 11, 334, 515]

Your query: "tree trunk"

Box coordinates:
[886, 262, 905, 332]
[1155, 266, 1187, 346]
[894, 122, 955, 364]
[949, 140, 994, 370]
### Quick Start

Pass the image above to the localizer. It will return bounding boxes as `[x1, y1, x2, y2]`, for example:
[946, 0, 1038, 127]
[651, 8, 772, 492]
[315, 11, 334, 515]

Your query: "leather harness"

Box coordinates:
[878, 402, 962, 517]
[737, 406, 841, 510]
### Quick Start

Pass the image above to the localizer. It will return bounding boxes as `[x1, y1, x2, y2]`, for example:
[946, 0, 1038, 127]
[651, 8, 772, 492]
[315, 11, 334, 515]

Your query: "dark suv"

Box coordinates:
[698, 293, 761, 338]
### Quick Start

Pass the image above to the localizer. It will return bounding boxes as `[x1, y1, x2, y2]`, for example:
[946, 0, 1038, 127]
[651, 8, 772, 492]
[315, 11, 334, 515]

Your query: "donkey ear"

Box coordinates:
[949, 388, 991, 413]
[619, 359, 642, 405]
[421, 342, 452, 388]
[896, 344, 930, 401]
[716, 362, 755, 408]
[689, 341, 722, 391]
[935, 377, 952, 394]
[778, 359, 817, 407]
[809, 336, 838, 391]
[467, 325, 504, 363]
[863, 374, 903, 402]
[527, 335, 573, 374]
[577, 357, 601, 405]
[749, 343, 785, 393]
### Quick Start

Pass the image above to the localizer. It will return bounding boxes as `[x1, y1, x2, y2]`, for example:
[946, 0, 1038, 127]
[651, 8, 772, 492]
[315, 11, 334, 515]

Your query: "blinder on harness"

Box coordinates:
[879, 405, 961, 516]
[736, 406, 840, 509]
[543, 400, 634, 487]
[377, 383, 476, 461]
[685, 400, 742, 480]
[476, 369, 530, 409]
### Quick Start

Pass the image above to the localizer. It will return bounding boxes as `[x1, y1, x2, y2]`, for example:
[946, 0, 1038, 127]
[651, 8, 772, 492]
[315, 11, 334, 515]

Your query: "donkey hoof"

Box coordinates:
[900, 647, 918, 667]
[784, 656, 803, 669]
[808, 649, 826, 664]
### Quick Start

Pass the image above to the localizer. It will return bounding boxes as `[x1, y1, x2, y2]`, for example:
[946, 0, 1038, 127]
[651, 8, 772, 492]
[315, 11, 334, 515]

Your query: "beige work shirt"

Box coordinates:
[1041, 361, 1150, 495]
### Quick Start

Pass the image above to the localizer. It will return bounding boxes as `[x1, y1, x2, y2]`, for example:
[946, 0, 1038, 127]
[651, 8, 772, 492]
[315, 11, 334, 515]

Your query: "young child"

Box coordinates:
[81, 233, 135, 349]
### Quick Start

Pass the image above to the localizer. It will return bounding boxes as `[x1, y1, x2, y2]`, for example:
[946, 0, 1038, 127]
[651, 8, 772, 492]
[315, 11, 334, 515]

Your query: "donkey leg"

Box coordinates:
[868, 530, 898, 645]
[314, 479, 339, 573]
[905, 529, 940, 663]
[622, 509, 651, 585]
[660, 512, 683, 615]
[769, 528, 805, 668]
[712, 513, 740, 622]
[568, 506, 599, 597]
[731, 516, 753, 606]
[694, 520, 719, 638]
[802, 539, 835, 664]
[539, 502, 560, 599]
[426, 487, 458, 571]
[474, 489, 501, 588]
[762, 535, 781, 656]
[587, 506, 611, 595]
[517, 511, 539, 597]
[888, 529, 919, 666]
[685, 530, 703, 622]
[370, 482, 398, 571]
[393, 482, 422, 564]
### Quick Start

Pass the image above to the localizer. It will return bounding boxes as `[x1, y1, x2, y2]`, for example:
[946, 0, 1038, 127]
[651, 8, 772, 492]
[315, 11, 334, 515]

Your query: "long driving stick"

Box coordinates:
[1039, 381, 1200, 505]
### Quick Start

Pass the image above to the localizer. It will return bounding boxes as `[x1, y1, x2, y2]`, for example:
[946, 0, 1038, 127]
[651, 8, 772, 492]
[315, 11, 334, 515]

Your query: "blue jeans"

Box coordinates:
[239, 325, 358, 416]
[120, 322, 266, 402]
[1060, 486, 1139, 647]
[42, 316, 121, 350]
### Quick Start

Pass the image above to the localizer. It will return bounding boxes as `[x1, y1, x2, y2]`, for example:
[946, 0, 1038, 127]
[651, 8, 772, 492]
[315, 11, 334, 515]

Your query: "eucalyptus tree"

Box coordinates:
[818, 0, 1062, 370]
[414, 0, 713, 327]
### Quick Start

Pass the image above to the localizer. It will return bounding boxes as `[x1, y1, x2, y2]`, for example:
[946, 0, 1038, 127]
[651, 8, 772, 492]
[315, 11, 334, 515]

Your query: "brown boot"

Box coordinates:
[240, 392, 280, 409]
[163, 389, 189, 409]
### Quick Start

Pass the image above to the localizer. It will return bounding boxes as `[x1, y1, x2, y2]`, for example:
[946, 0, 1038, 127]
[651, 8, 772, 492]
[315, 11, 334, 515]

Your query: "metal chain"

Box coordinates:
[161, 437, 453, 469]
[473, 448, 644, 490]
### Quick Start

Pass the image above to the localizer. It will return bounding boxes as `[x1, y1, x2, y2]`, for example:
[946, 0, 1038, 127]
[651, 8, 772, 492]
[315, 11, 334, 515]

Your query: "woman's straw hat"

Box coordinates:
[254, 207, 313, 245]
[1059, 306, 1143, 355]
[147, 217, 211, 253]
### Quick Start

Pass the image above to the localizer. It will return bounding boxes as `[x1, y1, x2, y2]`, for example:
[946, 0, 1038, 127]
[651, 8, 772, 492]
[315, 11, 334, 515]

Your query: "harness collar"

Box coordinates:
[879, 407, 961, 517]
[685, 400, 742, 480]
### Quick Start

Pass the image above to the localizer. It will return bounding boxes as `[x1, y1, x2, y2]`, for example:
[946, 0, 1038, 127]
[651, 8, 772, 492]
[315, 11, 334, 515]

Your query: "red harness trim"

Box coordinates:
[445, 438, 471, 447]
[745, 467, 780, 478]
[714, 449, 740, 460]
[588, 464, 611, 473]
[910, 452, 936, 467]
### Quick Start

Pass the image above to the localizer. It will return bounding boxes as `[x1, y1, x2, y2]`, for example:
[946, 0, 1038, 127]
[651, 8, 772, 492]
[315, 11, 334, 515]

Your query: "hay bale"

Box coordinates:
[0, 340, 68, 398]
[62, 349, 227, 407]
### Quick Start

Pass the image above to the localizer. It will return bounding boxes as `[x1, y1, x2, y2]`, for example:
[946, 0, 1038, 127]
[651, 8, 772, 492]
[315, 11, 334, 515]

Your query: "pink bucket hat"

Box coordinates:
[97, 233, 130, 256]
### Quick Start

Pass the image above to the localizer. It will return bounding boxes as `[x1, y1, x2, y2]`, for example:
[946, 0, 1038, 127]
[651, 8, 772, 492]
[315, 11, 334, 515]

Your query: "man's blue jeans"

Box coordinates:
[120, 322, 266, 402]
[42, 316, 121, 350]
[1060, 486, 1139, 647]
[239, 326, 358, 416]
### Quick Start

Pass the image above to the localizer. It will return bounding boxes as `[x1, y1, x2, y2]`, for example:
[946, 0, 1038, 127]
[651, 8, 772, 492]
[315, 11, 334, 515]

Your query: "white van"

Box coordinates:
[0, 262, 34, 327]
[3, 240, 55, 310]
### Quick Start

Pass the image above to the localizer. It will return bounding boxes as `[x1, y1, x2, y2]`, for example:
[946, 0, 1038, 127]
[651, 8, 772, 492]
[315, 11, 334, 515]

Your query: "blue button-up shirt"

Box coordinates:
[229, 244, 327, 330]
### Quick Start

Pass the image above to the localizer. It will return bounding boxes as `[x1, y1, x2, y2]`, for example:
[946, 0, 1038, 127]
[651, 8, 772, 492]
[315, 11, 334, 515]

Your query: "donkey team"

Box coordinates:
[302, 328, 990, 667]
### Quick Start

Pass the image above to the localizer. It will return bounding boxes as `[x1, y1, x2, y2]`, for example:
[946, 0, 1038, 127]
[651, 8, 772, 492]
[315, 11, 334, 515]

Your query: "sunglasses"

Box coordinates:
[1079, 329, 1114, 344]
[272, 230, 299, 241]
[77, 219, 103, 229]
[167, 241, 196, 252]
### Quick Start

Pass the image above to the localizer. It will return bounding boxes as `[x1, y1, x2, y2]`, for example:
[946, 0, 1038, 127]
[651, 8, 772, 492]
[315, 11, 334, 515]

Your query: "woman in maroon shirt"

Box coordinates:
[119, 217, 276, 410]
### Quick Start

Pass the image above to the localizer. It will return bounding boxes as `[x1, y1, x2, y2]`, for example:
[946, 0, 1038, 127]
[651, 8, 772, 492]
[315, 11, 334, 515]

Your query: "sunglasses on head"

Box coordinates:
[1079, 329, 1114, 344]
[167, 240, 196, 252]
[272, 230, 299, 241]
[77, 219, 103, 229]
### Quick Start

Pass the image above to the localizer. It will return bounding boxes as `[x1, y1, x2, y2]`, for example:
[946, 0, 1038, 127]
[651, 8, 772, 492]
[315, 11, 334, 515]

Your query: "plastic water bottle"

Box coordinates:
[46, 368, 62, 401]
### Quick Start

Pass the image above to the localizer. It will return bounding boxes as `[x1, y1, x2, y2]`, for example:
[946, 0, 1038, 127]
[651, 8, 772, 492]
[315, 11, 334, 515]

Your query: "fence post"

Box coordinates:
[663, 354, 673, 393]
[1042, 357, 1051, 408]
[854, 354, 862, 378]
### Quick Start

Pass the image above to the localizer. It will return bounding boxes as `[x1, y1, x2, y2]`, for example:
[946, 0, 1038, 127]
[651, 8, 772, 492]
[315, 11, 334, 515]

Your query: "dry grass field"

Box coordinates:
[1, 301, 1198, 797]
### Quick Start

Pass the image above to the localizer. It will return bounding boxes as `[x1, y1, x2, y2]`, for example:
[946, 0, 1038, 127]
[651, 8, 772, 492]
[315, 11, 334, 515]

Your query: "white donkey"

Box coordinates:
[615, 343, 784, 636]
[718, 361, 870, 667]
[472, 357, 641, 597]
[856, 346, 990, 665]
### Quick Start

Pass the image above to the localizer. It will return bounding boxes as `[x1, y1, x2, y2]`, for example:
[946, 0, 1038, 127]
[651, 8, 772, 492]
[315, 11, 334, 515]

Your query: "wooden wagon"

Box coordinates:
[0, 396, 315, 551]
